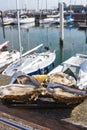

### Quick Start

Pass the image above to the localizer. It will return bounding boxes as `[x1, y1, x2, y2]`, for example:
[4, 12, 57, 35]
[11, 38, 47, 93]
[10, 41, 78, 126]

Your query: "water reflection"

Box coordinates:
[85, 29, 87, 43]
[59, 41, 63, 63]
[2, 25, 5, 39]
[78, 27, 87, 44]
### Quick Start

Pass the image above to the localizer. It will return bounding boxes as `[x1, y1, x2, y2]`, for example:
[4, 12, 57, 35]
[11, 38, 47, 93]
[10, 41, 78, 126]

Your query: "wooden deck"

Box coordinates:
[0, 101, 86, 130]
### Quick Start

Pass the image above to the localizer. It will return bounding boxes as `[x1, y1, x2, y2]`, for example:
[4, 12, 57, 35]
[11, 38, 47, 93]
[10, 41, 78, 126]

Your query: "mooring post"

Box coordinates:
[59, 2, 64, 45]
[0, 11, 5, 39]
[16, 0, 22, 62]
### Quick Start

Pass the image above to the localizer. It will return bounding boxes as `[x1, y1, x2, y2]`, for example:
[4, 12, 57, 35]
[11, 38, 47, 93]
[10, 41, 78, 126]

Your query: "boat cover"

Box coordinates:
[77, 61, 87, 90]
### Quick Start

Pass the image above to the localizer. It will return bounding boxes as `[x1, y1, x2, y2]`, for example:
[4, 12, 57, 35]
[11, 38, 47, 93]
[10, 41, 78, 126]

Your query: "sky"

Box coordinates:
[0, 0, 87, 11]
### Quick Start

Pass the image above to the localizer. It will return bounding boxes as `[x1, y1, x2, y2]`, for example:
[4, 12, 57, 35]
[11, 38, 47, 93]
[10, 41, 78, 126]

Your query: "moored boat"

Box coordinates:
[0, 41, 9, 51]
[49, 53, 87, 90]
[2, 0, 56, 77]
[2, 46, 56, 76]
[1, 17, 17, 26]
[0, 41, 20, 73]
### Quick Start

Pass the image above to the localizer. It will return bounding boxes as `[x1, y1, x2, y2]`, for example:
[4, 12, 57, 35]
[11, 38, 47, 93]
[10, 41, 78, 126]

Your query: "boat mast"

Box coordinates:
[46, 0, 47, 12]
[36, 0, 39, 12]
[16, 0, 22, 61]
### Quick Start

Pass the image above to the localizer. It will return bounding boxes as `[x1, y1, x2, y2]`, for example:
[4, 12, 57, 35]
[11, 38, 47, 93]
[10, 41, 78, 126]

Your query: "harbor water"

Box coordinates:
[0, 24, 87, 69]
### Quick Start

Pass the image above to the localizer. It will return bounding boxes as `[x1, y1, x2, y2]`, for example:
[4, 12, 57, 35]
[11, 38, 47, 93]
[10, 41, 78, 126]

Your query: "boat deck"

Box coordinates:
[49, 54, 87, 75]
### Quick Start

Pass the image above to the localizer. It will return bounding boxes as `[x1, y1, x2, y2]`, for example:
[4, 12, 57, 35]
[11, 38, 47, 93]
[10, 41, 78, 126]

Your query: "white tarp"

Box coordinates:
[77, 61, 87, 90]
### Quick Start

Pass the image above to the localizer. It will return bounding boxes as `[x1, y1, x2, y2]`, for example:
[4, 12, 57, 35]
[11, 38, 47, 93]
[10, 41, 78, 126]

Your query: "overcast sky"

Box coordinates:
[0, 0, 87, 11]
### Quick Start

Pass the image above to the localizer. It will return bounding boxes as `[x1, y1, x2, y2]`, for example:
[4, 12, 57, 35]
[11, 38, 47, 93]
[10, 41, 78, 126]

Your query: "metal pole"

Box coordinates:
[37, 0, 39, 12]
[46, 0, 47, 12]
[16, 0, 22, 61]
[0, 11, 5, 39]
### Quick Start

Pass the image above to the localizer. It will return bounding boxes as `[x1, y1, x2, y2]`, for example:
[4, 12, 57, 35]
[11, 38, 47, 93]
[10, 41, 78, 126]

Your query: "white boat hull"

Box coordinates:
[2, 51, 56, 76]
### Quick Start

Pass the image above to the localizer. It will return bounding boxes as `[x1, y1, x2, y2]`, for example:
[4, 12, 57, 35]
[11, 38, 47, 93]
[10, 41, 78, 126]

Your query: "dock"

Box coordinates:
[0, 101, 87, 130]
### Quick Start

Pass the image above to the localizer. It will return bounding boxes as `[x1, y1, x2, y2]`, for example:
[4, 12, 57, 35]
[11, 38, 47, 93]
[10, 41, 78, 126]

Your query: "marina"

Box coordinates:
[0, 23, 87, 129]
[0, 22, 87, 66]
[0, 1, 87, 130]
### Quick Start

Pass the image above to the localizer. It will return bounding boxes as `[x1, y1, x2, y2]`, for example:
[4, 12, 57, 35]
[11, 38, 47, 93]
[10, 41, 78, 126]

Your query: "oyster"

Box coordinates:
[45, 73, 76, 87]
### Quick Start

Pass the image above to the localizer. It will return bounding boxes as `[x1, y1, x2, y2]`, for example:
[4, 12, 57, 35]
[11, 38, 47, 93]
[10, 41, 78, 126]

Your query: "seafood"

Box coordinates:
[0, 72, 87, 105]
[45, 73, 87, 104]
[10, 71, 40, 86]
[45, 73, 76, 86]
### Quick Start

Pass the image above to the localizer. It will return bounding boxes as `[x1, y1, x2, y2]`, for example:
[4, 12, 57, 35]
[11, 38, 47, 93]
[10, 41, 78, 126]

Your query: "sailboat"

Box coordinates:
[0, 41, 9, 51]
[19, 15, 35, 25]
[14, 15, 35, 25]
[2, 0, 56, 76]
[0, 41, 20, 73]
[2, 17, 16, 26]
[14, 0, 35, 25]
[2, 46, 56, 76]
